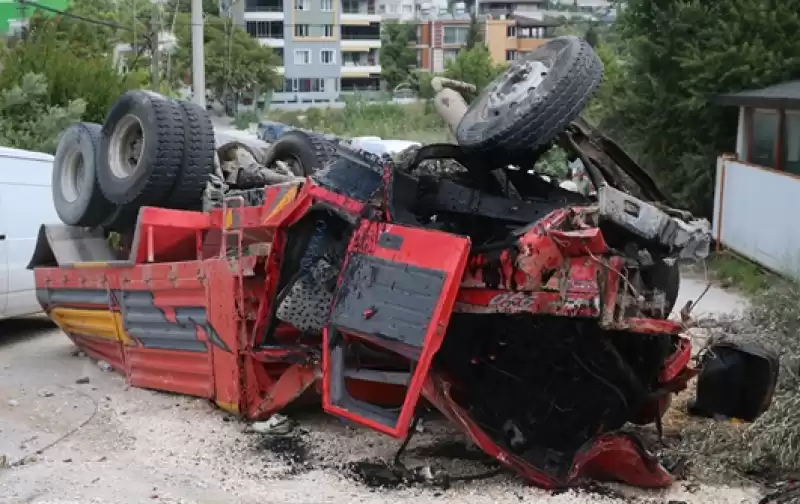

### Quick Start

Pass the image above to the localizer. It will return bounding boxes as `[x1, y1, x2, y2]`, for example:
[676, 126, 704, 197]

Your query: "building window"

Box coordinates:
[505, 50, 516, 61]
[321, 49, 336, 64]
[294, 24, 310, 37]
[294, 0, 309, 9]
[443, 26, 468, 45]
[283, 78, 326, 93]
[402, 4, 412, 13]
[786, 112, 800, 175]
[323, 24, 334, 37]
[748, 109, 779, 169]
[415, 24, 421, 42]
[506, 25, 516, 37]
[245, 20, 284, 38]
[294, 49, 311, 64]
[518, 26, 544, 38]
[390, 4, 397, 12]
[416, 49, 423, 67]
[297, 78, 325, 92]
[379, 3, 386, 12]
[443, 49, 459, 64]
[321, 0, 332, 10]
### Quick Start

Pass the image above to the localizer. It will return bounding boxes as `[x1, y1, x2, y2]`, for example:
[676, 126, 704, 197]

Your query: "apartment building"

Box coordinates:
[484, 15, 558, 63]
[477, 0, 546, 18]
[413, 9, 557, 71]
[227, 0, 381, 104]
[378, 0, 448, 21]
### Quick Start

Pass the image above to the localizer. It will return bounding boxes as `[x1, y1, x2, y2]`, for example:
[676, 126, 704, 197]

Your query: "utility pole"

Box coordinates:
[17, 0, 27, 40]
[190, 0, 206, 108]
[151, 1, 161, 91]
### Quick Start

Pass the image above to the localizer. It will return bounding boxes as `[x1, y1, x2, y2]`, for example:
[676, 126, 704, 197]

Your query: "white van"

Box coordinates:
[0, 146, 60, 319]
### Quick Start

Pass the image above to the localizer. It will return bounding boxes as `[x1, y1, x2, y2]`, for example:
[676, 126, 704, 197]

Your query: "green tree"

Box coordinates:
[0, 73, 85, 153]
[171, 13, 281, 101]
[443, 44, 506, 101]
[601, 0, 800, 214]
[380, 21, 418, 91]
[0, 15, 144, 123]
[465, 13, 481, 50]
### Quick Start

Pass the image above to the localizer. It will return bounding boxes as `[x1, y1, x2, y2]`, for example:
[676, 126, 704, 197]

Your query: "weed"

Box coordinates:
[233, 110, 261, 130]
[709, 252, 771, 294]
[267, 98, 449, 141]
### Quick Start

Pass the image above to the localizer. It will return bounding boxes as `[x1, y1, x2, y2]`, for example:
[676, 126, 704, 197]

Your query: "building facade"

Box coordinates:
[412, 10, 556, 71]
[228, 0, 382, 104]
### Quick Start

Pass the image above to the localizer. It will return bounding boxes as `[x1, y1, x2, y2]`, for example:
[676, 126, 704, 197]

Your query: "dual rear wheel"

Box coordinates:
[52, 91, 216, 231]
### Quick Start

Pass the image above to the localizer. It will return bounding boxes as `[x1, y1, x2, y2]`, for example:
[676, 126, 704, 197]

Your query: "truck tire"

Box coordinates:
[169, 100, 215, 210]
[52, 122, 116, 227]
[98, 90, 183, 205]
[455, 36, 603, 158]
[262, 131, 337, 176]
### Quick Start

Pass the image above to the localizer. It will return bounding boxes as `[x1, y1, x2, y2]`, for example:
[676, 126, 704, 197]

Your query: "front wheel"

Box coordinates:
[455, 36, 603, 159]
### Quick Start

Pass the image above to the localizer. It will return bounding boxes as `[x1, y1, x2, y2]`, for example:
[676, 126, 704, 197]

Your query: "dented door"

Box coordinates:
[322, 220, 470, 438]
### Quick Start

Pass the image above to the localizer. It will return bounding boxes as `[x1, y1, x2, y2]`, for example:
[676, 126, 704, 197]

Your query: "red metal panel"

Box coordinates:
[126, 347, 214, 397]
[72, 334, 126, 372]
[204, 259, 247, 413]
[322, 220, 470, 438]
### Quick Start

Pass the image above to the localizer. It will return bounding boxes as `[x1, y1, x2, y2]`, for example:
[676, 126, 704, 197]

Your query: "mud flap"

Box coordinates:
[322, 221, 470, 438]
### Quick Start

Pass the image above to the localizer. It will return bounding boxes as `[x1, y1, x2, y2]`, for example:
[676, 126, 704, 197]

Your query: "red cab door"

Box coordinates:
[322, 220, 469, 438]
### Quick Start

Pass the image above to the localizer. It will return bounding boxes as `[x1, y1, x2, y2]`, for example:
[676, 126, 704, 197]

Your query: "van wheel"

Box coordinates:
[169, 100, 215, 210]
[262, 131, 337, 176]
[99, 91, 183, 205]
[455, 36, 603, 158]
[52, 122, 115, 227]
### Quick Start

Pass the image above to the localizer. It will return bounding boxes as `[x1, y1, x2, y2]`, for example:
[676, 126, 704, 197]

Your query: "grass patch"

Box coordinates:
[708, 251, 771, 295]
[267, 99, 449, 142]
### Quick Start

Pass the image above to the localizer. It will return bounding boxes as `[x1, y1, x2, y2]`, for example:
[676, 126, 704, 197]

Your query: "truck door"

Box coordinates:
[322, 220, 470, 438]
[0, 190, 8, 316]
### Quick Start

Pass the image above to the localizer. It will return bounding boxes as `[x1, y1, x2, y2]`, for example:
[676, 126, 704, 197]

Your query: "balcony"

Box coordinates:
[341, 53, 379, 76]
[341, 1, 380, 24]
[244, 0, 284, 20]
[341, 25, 381, 46]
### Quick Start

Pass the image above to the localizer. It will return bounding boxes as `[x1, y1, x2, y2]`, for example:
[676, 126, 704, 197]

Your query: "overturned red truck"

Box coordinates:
[29, 37, 711, 489]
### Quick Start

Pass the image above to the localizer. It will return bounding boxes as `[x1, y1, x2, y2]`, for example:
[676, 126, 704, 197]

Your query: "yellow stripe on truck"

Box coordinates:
[49, 308, 132, 344]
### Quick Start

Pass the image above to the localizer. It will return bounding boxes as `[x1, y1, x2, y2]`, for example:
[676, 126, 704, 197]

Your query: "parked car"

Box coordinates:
[0, 146, 60, 319]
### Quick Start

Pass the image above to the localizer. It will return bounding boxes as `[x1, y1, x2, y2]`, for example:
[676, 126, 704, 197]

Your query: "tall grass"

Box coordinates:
[267, 97, 450, 142]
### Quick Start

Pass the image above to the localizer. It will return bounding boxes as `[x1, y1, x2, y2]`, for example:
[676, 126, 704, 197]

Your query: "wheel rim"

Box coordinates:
[109, 114, 145, 179]
[486, 59, 552, 117]
[60, 145, 85, 203]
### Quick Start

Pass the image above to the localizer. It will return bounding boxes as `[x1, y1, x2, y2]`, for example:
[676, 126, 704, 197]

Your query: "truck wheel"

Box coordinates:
[169, 100, 215, 210]
[262, 131, 337, 176]
[99, 91, 183, 205]
[52, 122, 115, 227]
[455, 36, 603, 157]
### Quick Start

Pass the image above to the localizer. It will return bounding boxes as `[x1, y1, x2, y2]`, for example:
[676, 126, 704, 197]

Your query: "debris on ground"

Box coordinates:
[75, 376, 90, 384]
[641, 284, 800, 485]
[245, 414, 294, 435]
[96, 360, 112, 372]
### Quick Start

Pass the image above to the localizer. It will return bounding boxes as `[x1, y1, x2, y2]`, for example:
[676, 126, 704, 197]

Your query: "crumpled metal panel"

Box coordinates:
[597, 185, 711, 262]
